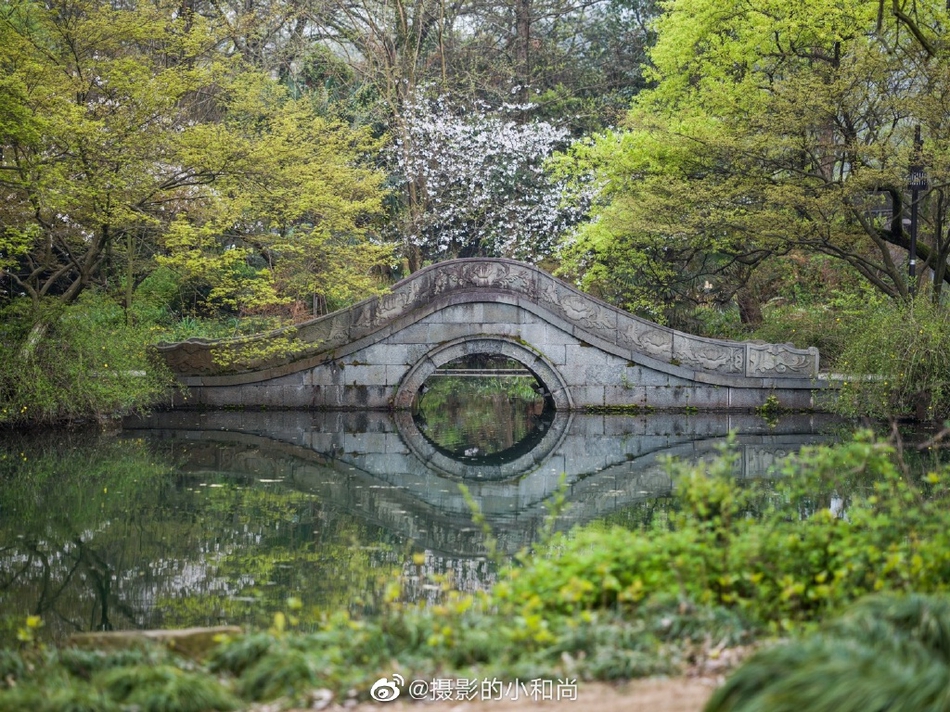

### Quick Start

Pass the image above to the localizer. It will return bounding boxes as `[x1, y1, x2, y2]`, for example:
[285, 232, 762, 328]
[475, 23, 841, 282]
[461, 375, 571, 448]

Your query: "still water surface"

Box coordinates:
[0, 382, 847, 641]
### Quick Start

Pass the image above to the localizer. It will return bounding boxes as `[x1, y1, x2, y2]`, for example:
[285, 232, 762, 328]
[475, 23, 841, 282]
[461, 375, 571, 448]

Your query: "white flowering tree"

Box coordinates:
[390, 94, 589, 267]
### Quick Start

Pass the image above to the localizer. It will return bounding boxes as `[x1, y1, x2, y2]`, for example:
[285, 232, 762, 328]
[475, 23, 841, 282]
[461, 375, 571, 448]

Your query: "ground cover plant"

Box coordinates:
[707, 593, 950, 712]
[2, 430, 950, 710]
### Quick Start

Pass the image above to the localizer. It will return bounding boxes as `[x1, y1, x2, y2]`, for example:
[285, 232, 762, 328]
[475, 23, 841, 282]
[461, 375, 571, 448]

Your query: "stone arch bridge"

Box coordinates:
[158, 258, 828, 411]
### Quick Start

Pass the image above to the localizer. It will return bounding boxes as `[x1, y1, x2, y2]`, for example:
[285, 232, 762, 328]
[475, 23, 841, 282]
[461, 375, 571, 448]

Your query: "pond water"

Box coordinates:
[0, 378, 849, 642]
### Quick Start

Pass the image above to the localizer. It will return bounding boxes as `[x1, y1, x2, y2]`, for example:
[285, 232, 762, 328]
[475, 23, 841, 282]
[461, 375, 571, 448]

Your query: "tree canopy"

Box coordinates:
[560, 0, 950, 324]
[0, 0, 390, 323]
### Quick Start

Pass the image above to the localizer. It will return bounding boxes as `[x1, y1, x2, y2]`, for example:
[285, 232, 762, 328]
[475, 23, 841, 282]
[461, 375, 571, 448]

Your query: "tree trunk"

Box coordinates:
[736, 289, 763, 327]
[514, 0, 531, 103]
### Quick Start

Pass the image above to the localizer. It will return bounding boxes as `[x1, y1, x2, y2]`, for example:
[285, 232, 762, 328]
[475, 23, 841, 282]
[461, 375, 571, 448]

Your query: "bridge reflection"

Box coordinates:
[125, 410, 843, 557]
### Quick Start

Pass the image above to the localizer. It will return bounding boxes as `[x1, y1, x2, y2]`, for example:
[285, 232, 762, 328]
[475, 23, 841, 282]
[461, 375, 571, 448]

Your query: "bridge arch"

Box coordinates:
[393, 335, 573, 411]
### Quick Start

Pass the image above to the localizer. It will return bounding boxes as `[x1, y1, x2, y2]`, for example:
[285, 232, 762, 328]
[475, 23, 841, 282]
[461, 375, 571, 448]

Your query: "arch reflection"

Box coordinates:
[124, 409, 843, 555]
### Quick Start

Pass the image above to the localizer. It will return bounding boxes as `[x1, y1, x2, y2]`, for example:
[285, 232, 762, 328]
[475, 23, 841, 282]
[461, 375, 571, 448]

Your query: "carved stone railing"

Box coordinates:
[157, 258, 819, 380]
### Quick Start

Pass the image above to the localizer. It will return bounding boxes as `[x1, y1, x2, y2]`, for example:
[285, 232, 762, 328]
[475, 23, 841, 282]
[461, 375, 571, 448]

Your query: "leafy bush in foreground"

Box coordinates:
[496, 432, 950, 630]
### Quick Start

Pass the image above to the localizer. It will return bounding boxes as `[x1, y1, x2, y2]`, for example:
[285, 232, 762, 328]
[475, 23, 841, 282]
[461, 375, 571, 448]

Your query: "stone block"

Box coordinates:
[169, 390, 192, 408]
[383, 433, 410, 455]
[772, 389, 815, 410]
[385, 364, 410, 387]
[310, 364, 342, 387]
[354, 343, 414, 365]
[634, 367, 671, 387]
[540, 323, 580, 347]
[200, 386, 242, 408]
[604, 385, 647, 407]
[672, 333, 744, 375]
[568, 385, 605, 408]
[309, 431, 344, 453]
[584, 364, 626, 387]
[568, 413, 607, 438]
[342, 364, 390, 387]
[342, 431, 390, 454]
[313, 385, 344, 408]
[558, 364, 587, 388]
[725, 388, 769, 410]
[389, 323, 430, 344]
[642, 415, 687, 436]
[541, 344, 567, 366]
[70, 627, 243, 660]
[479, 322, 524, 339]
[602, 414, 650, 437]
[247, 386, 279, 409]
[746, 343, 819, 378]
[480, 302, 523, 324]
[519, 322, 547, 347]
[517, 309, 542, 325]
[564, 344, 615, 371]
[681, 386, 730, 409]
[638, 433, 676, 453]
[616, 321, 674, 361]
[438, 302, 484, 325]
[341, 384, 391, 409]
[642, 385, 691, 409]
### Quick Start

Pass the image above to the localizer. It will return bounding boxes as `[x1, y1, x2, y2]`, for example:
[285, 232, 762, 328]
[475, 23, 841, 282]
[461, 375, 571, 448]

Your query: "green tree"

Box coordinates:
[561, 0, 950, 324]
[195, 0, 659, 271]
[0, 0, 390, 321]
[0, 0, 391, 422]
[155, 74, 391, 317]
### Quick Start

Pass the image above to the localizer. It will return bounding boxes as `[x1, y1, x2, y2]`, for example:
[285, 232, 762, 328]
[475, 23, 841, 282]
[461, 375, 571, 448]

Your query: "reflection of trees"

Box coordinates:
[416, 376, 545, 455]
[10, 534, 141, 634]
[0, 435, 170, 639]
[0, 435, 403, 641]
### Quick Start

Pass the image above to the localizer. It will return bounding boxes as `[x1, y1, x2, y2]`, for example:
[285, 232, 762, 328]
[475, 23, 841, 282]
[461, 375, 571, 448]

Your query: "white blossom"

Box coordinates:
[388, 91, 590, 263]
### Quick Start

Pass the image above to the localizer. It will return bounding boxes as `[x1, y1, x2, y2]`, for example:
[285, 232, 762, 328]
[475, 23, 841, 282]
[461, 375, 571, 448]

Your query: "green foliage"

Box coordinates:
[155, 83, 393, 317]
[561, 0, 950, 320]
[97, 665, 239, 712]
[0, 0, 394, 424]
[742, 268, 883, 364]
[416, 375, 545, 456]
[706, 594, 950, 712]
[55, 648, 173, 681]
[233, 646, 322, 701]
[0, 292, 176, 425]
[751, 303, 850, 365]
[205, 633, 277, 679]
[835, 297, 950, 420]
[0, 676, 121, 712]
[0, 434, 404, 642]
[495, 432, 950, 630]
[0, 650, 24, 688]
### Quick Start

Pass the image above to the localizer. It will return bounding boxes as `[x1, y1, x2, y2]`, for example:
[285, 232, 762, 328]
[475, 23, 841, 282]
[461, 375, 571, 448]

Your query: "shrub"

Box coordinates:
[495, 433, 950, 630]
[706, 594, 950, 712]
[834, 296, 950, 421]
[97, 665, 239, 712]
[0, 292, 176, 425]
